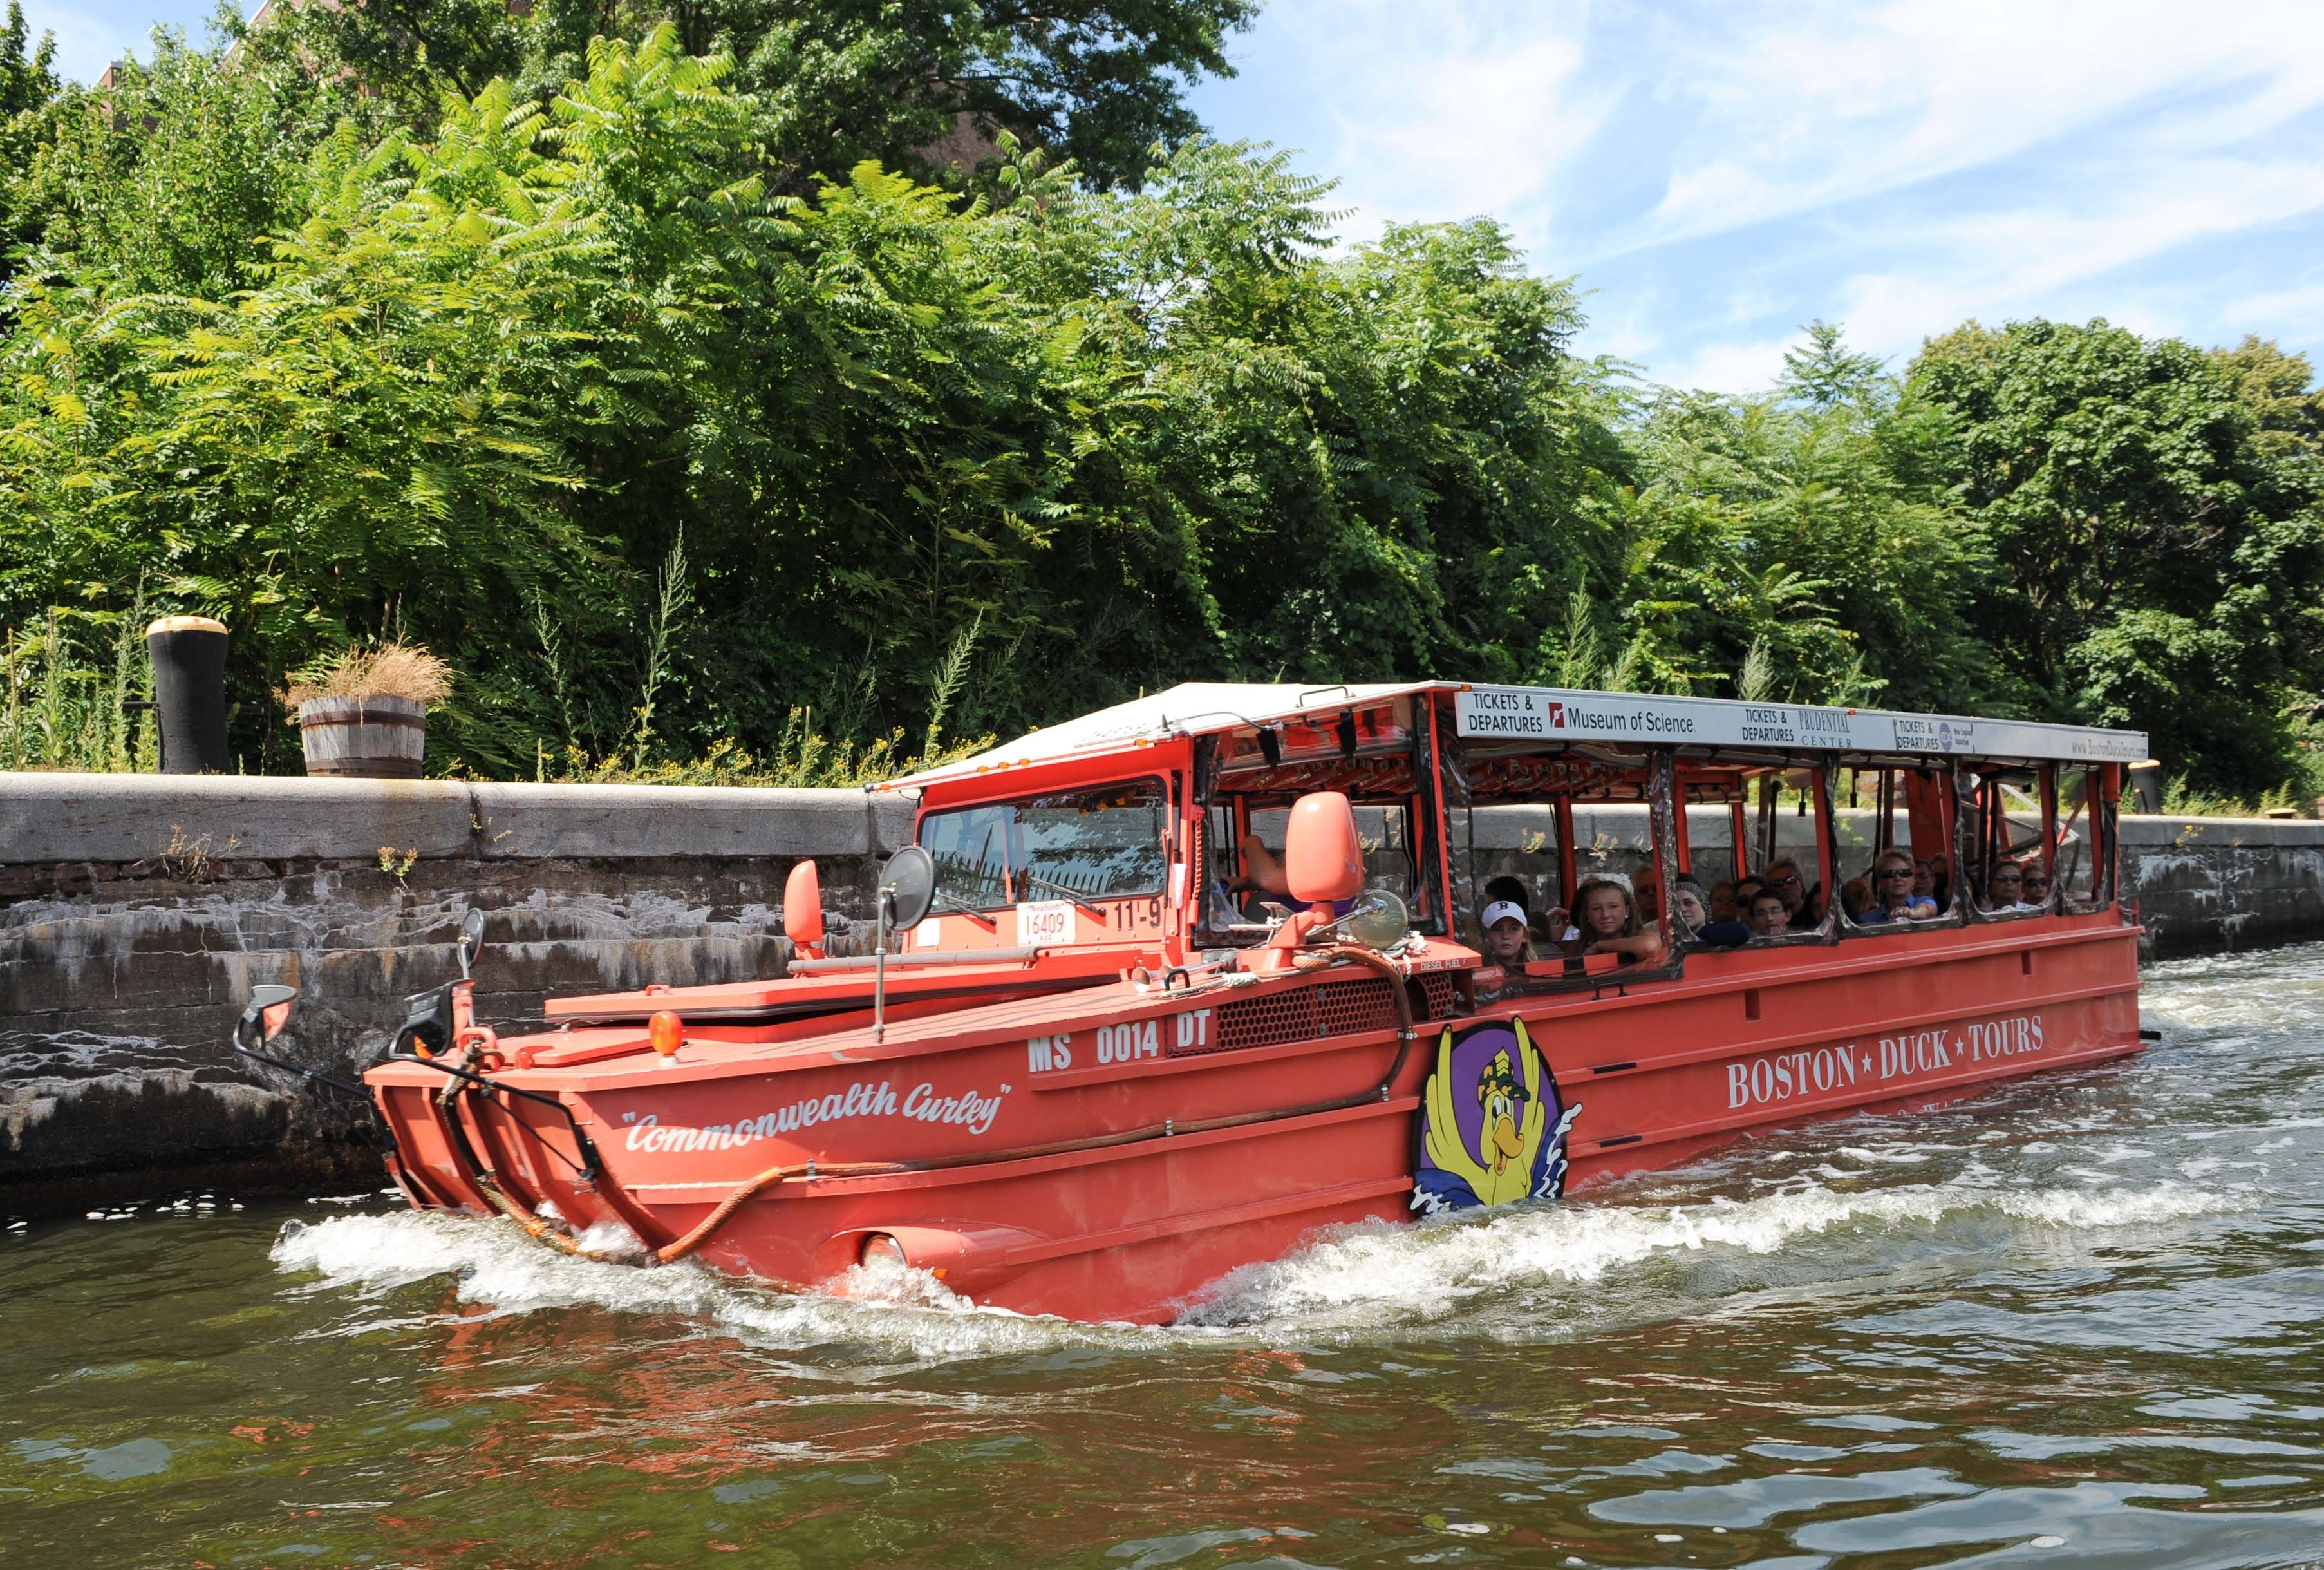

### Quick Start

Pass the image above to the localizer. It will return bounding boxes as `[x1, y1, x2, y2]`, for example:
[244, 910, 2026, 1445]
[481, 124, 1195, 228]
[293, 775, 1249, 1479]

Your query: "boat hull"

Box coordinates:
[371, 914, 2142, 1323]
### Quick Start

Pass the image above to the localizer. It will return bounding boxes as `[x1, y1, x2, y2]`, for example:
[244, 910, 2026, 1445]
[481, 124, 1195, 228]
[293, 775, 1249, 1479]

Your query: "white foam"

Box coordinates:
[270, 1171, 2250, 1356]
[270, 1211, 1167, 1362]
[1184, 1180, 2244, 1330]
[1994, 1187, 2234, 1227]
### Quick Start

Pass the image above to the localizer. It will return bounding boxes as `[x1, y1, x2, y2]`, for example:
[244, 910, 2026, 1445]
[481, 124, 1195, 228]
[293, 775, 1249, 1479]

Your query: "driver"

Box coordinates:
[1230, 830, 1359, 918]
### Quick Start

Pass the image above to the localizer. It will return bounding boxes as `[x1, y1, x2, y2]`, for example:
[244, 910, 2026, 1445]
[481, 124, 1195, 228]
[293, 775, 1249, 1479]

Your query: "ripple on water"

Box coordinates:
[8, 941, 2319, 1567]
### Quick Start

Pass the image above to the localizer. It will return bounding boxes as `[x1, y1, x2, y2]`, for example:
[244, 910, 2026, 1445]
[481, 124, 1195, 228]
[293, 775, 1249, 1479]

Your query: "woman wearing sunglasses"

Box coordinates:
[1860, 847, 1940, 923]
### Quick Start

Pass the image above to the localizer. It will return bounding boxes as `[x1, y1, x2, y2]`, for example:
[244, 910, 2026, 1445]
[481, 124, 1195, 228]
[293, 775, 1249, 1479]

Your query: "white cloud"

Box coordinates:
[1653, 336, 1797, 395]
[1204, 0, 1620, 258]
[1621, 0, 2324, 257]
[1832, 150, 2324, 355]
[1183, 0, 2324, 388]
[2220, 279, 2324, 339]
[28, 0, 135, 85]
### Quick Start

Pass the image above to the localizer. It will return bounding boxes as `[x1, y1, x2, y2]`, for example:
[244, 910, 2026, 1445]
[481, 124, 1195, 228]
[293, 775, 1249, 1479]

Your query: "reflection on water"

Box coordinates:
[4, 943, 2322, 1567]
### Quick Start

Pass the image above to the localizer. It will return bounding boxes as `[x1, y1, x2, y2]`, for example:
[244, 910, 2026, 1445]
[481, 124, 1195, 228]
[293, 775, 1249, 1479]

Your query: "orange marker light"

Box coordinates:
[648, 1010, 684, 1059]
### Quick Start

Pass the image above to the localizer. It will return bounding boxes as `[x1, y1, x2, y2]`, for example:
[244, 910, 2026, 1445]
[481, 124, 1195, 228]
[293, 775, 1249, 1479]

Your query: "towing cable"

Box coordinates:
[453, 944, 1425, 1270]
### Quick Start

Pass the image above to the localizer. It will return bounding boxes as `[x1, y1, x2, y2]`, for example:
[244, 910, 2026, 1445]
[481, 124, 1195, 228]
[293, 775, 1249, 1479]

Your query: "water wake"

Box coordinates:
[1183, 1178, 2239, 1330]
[270, 1210, 1165, 1362]
[274, 1169, 2241, 1357]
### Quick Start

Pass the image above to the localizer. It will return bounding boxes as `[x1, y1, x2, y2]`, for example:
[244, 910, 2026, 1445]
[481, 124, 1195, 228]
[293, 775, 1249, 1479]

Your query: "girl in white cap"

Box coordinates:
[1480, 899, 1538, 967]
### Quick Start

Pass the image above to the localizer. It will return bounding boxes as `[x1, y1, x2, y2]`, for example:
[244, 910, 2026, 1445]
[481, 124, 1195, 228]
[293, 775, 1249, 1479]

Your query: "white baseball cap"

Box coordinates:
[1481, 900, 1528, 929]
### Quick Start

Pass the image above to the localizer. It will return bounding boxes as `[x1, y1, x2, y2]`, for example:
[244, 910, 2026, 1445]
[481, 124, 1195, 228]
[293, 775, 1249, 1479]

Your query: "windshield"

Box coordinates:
[919, 779, 1168, 912]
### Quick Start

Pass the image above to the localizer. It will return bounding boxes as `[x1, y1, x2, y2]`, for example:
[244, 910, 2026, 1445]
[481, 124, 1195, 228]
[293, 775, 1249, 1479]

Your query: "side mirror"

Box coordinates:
[1283, 791, 1363, 906]
[879, 845, 935, 933]
[235, 984, 299, 1050]
[457, 909, 486, 978]
[1346, 889, 1410, 950]
[783, 859, 826, 952]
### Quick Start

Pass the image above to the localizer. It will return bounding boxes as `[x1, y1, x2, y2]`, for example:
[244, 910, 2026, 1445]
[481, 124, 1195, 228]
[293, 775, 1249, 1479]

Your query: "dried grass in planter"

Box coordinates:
[281, 643, 454, 709]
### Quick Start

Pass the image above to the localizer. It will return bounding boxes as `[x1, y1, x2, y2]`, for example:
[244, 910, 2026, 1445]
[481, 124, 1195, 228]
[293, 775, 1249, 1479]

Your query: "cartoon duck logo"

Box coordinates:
[1476, 1048, 1529, 1178]
[1412, 1019, 1580, 1216]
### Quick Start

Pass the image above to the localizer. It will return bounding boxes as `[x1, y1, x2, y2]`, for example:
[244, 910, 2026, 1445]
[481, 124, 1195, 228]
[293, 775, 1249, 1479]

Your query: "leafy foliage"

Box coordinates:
[0, 14, 2318, 803]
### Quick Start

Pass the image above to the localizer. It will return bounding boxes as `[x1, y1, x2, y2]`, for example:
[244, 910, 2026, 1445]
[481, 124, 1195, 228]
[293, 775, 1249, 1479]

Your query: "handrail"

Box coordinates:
[788, 946, 1042, 972]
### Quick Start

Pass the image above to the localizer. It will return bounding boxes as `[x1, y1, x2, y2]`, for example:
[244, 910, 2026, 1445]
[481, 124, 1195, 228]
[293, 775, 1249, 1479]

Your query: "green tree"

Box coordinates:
[1779, 318, 1887, 410]
[281, 0, 1255, 187]
[0, 0, 55, 117]
[1909, 318, 2324, 791]
[1619, 323, 1992, 712]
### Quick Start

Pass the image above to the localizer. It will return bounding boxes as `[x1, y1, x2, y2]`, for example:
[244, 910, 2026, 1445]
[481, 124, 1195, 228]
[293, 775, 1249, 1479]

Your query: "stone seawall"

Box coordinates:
[3, 774, 2317, 1204]
[1, 775, 911, 1205]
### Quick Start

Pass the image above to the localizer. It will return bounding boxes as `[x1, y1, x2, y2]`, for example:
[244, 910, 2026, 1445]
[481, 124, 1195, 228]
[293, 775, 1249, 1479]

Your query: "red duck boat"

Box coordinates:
[248, 683, 2146, 1323]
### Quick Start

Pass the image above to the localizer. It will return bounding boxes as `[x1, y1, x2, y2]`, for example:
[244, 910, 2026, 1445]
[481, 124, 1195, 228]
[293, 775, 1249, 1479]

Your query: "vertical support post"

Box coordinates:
[872, 891, 892, 1044]
[1554, 795, 1577, 910]
[1672, 773, 1692, 876]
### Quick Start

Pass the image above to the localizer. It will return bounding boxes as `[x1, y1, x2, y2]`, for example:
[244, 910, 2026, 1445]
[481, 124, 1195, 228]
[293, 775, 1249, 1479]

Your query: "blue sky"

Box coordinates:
[43, 0, 2324, 392]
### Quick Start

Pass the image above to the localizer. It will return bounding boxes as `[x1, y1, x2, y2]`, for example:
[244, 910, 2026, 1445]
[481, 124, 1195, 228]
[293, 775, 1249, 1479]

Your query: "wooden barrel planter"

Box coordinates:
[297, 696, 427, 779]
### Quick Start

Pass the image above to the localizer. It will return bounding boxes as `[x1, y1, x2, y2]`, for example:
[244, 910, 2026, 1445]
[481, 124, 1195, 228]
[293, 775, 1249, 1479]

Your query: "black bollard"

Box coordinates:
[145, 616, 231, 774]
[2126, 759, 2163, 816]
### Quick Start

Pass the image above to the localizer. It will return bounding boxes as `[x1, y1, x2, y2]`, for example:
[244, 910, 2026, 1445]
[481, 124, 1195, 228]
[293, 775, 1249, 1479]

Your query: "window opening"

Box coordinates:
[1958, 765, 2053, 921]
[1447, 742, 1680, 989]
[2055, 764, 2115, 909]
[1833, 764, 1958, 931]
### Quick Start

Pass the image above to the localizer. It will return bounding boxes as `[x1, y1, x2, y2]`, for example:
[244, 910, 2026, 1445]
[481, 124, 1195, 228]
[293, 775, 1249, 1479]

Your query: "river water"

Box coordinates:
[6, 943, 2323, 1569]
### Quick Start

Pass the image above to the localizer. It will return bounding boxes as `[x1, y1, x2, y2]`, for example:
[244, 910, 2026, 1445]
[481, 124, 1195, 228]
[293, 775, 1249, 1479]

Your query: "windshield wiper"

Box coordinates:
[1022, 871, 1104, 915]
[931, 890, 1000, 930]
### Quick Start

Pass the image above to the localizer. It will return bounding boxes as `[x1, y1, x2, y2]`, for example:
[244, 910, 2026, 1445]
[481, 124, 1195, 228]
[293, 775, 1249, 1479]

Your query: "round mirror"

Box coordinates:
[236, 983, 300, 1048]
[1347, 889, 1409, 950]
[458, 909, 487, 976]
[879, 845, 937, 932]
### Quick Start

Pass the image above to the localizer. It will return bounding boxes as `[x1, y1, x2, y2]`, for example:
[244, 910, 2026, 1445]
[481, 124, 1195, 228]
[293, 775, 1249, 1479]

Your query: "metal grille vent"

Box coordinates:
[1206, 976, 1398, 1055]
[1315, 978, 1398, 1037]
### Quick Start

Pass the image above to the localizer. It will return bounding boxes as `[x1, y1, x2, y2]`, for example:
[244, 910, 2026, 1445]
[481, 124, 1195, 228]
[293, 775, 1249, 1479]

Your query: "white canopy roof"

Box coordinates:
[883, 679, 2148, 790]
[885, 682, 1432, 788]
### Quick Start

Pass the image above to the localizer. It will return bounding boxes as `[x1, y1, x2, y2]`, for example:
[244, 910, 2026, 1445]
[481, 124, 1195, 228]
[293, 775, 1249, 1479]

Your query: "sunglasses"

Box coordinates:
[1880, 868, 1915, 880]
[1774, 873, 1803, 888]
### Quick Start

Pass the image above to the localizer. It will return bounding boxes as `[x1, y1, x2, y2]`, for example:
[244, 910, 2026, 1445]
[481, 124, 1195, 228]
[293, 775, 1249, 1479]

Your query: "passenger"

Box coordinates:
[1676, 879, 1750, 949]
[2021, 866, 2054, 907]
[1926, 853, 1953, 911]
[1709, 880, 1741, 923]
[1862, 848, 1939, 923]
[1672, 880, 1709, 933]
[1766, 858, 1822, 931]
[1732, 875, 1767, 915]
[1982, 858, 2031, 911]
[1840, 876, 1873, 923]
[1912, 858, 1937, 901]
[1483, 875, 1531, 913]
[1567, 878, 1665, 965]
[1480, 898, 1538, 967]
[1747, 889, 1791, 940]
